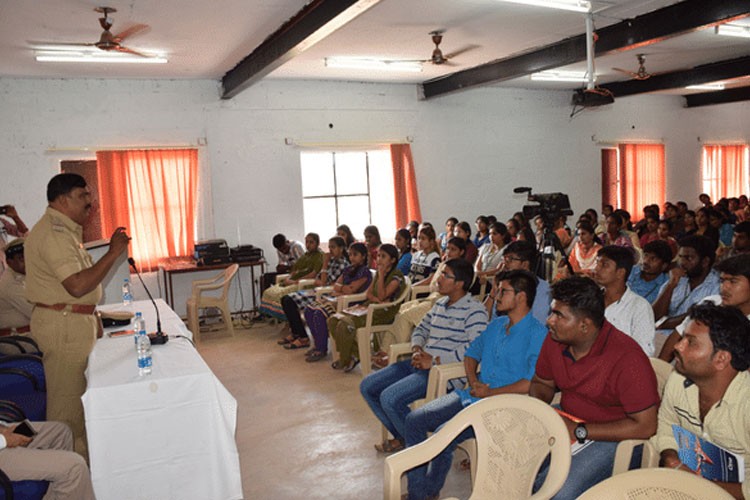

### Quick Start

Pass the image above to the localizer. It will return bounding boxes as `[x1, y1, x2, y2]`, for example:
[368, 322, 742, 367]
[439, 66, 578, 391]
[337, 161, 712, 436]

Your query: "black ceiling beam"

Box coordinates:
[420, 0, 750, 100]
[600, 55, 750, 97]
[221, 0, 383, 99]
[686, 85, 750, 108]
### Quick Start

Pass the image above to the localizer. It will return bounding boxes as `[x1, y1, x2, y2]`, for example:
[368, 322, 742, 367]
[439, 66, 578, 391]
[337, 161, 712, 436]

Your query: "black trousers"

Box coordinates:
[281, 295, 307, 340]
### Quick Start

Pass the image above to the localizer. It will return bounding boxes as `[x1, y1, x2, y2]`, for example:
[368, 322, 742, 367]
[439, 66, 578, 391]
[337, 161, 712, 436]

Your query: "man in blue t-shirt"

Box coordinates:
[627, 240, 671, 304]
[402, 270, 548, 500]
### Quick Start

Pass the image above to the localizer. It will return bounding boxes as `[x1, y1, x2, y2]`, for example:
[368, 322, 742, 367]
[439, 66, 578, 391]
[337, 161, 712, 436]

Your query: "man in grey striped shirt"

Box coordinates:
[360, 258, 488, 453]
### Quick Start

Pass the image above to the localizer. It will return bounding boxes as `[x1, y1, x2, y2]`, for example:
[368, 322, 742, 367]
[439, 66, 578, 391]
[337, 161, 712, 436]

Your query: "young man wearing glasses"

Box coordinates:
[403, 270, 547, 500]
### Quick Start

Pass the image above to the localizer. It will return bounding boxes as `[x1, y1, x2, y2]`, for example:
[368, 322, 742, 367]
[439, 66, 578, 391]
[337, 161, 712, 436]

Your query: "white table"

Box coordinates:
[83, 299, 242, 500]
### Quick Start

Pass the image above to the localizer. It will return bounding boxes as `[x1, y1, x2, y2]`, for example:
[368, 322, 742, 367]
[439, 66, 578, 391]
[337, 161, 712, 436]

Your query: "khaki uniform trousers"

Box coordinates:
[31, 307, 97, 459]
[0, 421, 95, 500]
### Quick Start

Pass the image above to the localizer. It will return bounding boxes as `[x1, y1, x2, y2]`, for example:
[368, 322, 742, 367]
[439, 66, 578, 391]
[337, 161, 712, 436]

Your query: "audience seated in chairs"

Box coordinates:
[328, 244, 405, 372]
[260, 233, 305, 293]
[0, 419, 95, 499]
[259, 233, 324, 321]
[555, 221, 601, 280]
[0, 239, 33, 336]
[652, 234, 720, 331]
[530, 276, 659, 499]
[335, 224, 355, 248]
[437, 217, 457, 253]
[471, 222, 509, 296]
[408, 226, 441, 285]
[402, 270, 546, 500]
[593, 245, 656, 356]
[472, 216, 490, 249]
[627, 240, 671, 304]
[278, 236, 350, 349]
[360, 258, 487, 454]
[394, 229, 413, 276]
[453, 221, 478, 265]
[651, 303, 750, 499]
[301, 243, 372, 363]
[364, 225, 382, 270]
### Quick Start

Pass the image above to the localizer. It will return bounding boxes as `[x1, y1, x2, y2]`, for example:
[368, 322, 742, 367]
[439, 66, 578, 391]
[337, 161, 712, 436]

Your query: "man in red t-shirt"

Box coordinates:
[530, 276, 659, 498]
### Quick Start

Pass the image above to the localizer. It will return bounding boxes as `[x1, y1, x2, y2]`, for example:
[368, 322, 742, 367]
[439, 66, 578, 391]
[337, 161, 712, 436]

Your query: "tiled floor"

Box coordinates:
[196, 321, 472, 500]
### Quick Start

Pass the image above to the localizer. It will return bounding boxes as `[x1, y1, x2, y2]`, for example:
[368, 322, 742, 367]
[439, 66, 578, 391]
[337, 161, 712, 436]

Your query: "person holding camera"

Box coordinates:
[0, 419, 95, 499]
[0, 204, 28, 273]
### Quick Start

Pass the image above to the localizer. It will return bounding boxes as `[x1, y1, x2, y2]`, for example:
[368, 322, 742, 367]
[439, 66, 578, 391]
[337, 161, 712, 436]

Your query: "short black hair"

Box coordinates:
[504, 240, 538, 267]
[551, 276, 605, 328]
[607, 212, 623, 226]
[446, 217, 458, 225]
[349, 242, 368, 260]
[643, 240, 673, 264]
[687, 303, 750, 371]
[678, 234, 717, 267]
[476, 215, 489, 225]
[716, 254, 750, 281]
[446, 236, 466, 253]
[734, 221, 750, 236]
[47, 173, 87, 202]
[597, 245, 635, 278]
[444, 258, 475, 292]
[497, 269, 538, 308]
[272, 234, 287, 249]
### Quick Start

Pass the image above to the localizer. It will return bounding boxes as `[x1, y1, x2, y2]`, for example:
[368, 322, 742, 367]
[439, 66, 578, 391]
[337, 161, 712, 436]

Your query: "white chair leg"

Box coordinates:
[357, 328, 372, 378]
[187, 300, 200, 344]
[220, 305, 235, 336]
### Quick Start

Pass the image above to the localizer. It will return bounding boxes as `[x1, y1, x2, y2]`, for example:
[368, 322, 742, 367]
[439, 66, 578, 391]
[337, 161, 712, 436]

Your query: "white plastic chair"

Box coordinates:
[383, 394, 572, 500]
[186, 264, 239, 342]
[356, 276, 412, 377]
[577, 467, 733, 499]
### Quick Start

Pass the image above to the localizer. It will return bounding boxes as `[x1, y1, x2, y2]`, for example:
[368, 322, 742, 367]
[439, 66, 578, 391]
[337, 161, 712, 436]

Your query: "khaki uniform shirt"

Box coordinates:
[651, 371, 750, 498]
[25, 207, 102, 306]
[0, 268, 33, 328]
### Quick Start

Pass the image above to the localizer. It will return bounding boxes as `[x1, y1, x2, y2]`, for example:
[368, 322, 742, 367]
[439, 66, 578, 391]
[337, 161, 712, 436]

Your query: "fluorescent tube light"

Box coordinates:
[325, 57, 422, 72]
[531, 70, 593, 82]
[494, 0, 591, 13]
[715, 24, 750, 38]
[35, 51, 167, 64]
[686, 83, 726, 91]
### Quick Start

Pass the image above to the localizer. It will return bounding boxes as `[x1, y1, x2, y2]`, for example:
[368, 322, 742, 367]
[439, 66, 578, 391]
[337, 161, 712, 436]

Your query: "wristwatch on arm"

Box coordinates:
[574, 422, 588, 444]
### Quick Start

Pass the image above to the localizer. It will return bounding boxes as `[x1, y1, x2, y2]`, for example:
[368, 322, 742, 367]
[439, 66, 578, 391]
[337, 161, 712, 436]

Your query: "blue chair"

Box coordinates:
[0, 355, 46, 421]
[0, 401, 49, 500]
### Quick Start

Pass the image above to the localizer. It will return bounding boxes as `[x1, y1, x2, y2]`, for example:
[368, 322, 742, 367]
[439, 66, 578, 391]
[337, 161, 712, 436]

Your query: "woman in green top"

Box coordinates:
[259, 233, 324, 320]
[329, 244, 405, 372]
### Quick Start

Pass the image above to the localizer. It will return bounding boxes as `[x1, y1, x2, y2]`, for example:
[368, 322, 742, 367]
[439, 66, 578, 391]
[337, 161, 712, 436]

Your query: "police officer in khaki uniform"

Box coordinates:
[25, 173, 129, 457]
[0, 238, 33, 335]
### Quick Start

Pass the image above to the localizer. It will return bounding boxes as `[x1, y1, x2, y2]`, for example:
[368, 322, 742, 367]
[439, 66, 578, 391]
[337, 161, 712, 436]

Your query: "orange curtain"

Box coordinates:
[618, 144, 665, 220]
[96, 149, 199, 271]
[601, 148, 618, 209]
[702, 145, 749, 200]
[390, 144, 422, 228]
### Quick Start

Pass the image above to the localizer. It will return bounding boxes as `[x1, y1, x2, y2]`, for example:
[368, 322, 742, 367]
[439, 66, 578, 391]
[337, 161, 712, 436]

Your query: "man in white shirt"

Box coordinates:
[659, 253, 750, 361]
[0, 419, 95, 499]
[593, 245, 655, 356]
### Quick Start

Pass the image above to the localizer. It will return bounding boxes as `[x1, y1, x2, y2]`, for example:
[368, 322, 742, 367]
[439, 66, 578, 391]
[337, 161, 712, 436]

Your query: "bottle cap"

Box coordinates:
[135, 312, 142, 317]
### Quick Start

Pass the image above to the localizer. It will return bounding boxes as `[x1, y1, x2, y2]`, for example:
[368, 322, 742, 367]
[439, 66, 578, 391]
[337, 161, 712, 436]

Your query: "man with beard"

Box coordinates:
[627, 240, 671, 304]
[651, 303, 750, 498]
[659, 254, 750, 361]
[25, 173, 130, 456]
[652, 235, 720, 330]
[530, 276, 659, 498]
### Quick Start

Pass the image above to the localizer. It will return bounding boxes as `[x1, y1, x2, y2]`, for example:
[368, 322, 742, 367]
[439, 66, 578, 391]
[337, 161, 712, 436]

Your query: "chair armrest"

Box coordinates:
[314, 286, 334, 300]
[297, 279, 316, 290]
[612, 439, 659, 475]
[410, 285, 432, 301]
[425, 362, 466, 403]
[388, 343, 413, 365]
[275, 274, 290, 284]
[339, 292, 367, 309]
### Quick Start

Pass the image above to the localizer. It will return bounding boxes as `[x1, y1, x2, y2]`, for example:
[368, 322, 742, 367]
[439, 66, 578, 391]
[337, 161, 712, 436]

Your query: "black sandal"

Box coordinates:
[306, 350, 327, 362]
[343, 357, 360, 373]
[283, 338, 310, 350]
[277, 335, 294, 345]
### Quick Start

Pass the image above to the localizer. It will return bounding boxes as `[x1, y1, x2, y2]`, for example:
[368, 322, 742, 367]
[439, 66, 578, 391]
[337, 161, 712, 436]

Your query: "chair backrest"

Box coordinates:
[386, 394, 570, 500]
[649, 357, 673, 396]
[392, 276, 412, 307]
[577, 467, 734, 499]
[219, 264, 240, 301]
[0, 336, 41, 356]
[0, 355, 47, 421]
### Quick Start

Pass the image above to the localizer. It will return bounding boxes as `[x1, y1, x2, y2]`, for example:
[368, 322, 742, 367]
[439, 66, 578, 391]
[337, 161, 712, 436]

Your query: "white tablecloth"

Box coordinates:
[83, 299, 242, 500]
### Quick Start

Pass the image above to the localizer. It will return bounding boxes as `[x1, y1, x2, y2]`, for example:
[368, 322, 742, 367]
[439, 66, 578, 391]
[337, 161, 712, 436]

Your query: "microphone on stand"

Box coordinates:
[128, 257, 168, 345]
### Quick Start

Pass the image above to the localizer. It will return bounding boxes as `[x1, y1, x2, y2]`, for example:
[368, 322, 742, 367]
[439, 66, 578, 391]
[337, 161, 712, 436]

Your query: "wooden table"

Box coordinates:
[158, 257, 265, 313]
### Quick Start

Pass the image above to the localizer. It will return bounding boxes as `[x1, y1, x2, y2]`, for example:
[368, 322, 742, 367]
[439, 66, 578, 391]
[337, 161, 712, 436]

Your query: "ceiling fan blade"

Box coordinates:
[444, 44, 480, 60]
[113, 24, 150, 42]
[612, 67, 638, 78]
[29, 41, 97, 49]
[116, 46, 150, 57]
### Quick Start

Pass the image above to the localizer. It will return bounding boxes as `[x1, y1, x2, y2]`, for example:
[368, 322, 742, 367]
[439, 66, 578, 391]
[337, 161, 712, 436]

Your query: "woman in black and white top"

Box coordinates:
[409, 226, 441, 284]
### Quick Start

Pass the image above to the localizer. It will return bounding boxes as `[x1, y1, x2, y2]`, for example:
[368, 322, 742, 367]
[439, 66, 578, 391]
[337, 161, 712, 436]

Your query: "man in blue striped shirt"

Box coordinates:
[360, 258, 488, 454]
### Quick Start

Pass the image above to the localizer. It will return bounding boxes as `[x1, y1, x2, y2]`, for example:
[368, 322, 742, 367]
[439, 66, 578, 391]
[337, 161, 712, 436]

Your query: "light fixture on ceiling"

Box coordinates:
[35, 50, 167, 64]
[715, 24, 750, 38]
[325, 57, 422, 72]
[530, 70, 593, 82]
[686, 83, 726, 91]
[494, 0, 591, 13]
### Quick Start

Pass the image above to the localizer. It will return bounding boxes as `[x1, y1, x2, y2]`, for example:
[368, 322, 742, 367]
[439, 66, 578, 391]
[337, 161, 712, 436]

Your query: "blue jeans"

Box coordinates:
[359, 360, 430, 441]
[534, 440, 619, 499]
[404, 392, 474, 500]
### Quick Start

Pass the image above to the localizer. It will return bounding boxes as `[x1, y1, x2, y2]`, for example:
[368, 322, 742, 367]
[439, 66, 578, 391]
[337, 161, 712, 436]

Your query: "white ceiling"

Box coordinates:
[1, 0, 749, 96]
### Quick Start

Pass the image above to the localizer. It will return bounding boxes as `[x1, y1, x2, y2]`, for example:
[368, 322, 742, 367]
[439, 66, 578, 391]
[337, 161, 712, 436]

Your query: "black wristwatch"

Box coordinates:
[574, 423, 588, 444]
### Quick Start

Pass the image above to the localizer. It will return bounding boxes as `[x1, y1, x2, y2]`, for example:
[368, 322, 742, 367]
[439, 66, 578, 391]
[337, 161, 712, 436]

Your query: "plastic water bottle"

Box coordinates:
[136, 329, 152, 376]
[133, 312, 145, 350]
[122, 278, 133, 306]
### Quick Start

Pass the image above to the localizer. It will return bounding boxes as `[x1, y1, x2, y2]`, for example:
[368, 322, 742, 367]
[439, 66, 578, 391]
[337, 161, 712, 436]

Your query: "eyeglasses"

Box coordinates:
[495, 287, 516, 297]
[504, 255, 524, 263]
[441, 273, 456, 281]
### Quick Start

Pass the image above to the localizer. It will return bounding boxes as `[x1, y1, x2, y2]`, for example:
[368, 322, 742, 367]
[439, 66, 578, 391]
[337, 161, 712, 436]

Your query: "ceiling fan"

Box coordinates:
[612, 54, 653, 80]
[422, 30, 478, 66]
[32, 6, 151, 57]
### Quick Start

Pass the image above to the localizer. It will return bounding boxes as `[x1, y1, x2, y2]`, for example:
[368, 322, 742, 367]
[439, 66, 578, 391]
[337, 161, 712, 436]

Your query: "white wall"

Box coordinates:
[2, 76, 750, 305]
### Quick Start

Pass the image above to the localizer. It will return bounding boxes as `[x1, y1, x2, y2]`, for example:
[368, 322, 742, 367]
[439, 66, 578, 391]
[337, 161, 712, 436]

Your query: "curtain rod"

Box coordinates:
[286, 137, 413, 148]
[45, 144, 202, 154]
